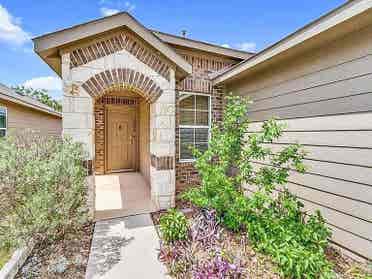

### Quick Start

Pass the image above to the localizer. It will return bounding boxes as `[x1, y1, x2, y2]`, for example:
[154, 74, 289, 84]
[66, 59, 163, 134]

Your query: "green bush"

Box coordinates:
[159, 209, 189, 243]
[182, 95, 334, 278]
[0, 131, 88, 250]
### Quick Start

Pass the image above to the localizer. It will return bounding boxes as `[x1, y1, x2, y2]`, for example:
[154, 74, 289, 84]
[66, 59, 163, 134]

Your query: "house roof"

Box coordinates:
[213, 0, 372, 85]
[151, 30, 254, 60]
[33, 12, 192, 79]
[0, 83, 62, 118]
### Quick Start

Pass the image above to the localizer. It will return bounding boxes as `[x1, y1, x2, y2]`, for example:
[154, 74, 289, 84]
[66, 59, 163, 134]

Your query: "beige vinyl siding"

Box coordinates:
[0, 99, 62, 136]
[227, 23, 372, 260]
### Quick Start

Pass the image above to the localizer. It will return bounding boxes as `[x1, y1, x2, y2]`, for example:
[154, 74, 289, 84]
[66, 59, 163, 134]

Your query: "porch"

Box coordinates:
[94, 172, 157, 221]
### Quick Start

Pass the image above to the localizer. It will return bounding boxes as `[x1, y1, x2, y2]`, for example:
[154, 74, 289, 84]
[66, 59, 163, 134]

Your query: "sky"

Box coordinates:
[0, 0, 346, 100]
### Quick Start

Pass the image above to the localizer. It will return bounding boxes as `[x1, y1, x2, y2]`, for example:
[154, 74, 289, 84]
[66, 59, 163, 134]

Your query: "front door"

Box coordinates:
[106, 105, 137, 173]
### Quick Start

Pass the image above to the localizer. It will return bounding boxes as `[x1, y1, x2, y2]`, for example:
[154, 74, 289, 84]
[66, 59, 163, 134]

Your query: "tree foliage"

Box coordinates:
[13, 85, 62, 112]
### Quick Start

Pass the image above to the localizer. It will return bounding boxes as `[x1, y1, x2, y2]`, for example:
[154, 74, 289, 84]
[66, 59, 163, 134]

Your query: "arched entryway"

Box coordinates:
[63, 55, 176, 218]
[82, 68, 164, 220]
[93, 89, 154, 220]
[80, 68, 160, 176]
[94, 92, 150, 176]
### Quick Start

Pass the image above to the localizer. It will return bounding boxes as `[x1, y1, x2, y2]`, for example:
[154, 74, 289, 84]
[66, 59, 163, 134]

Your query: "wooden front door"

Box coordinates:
[106, 105, 137, 173]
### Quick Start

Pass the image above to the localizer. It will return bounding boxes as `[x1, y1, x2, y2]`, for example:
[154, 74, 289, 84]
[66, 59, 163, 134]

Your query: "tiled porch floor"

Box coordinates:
[94, 172, 157, 221]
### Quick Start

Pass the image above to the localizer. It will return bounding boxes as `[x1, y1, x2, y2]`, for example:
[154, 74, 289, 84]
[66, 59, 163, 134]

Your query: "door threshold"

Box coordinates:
[106, 169, 136, 173]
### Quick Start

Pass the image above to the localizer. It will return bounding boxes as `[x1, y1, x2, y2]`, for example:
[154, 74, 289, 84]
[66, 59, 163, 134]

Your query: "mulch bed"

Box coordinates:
[151, 199, 372, 279]
[16, 222, 94, 279]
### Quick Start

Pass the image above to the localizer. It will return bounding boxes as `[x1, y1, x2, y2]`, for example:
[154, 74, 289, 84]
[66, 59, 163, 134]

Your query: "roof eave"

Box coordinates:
[151, 30, 254, 60]
[0, 91, 61, 118]
[213, 0, 372, 85]
[33, 12, 192, 79]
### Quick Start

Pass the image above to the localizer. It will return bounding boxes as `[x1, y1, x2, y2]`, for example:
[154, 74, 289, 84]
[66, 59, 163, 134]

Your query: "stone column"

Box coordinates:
[61, 52, 95, 217]
[150, 68, 176, 209]
[61, 52, 95, 161]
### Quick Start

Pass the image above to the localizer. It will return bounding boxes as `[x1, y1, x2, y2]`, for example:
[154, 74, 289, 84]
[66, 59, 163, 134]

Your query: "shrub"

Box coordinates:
[159, 209, 189, 243]
[0, 131, 88, 250]
[182, 95, 334, 278]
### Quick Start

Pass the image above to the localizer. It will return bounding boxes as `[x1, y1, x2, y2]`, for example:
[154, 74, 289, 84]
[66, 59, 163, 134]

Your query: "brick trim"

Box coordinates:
[151, 154, 174, 170]
[174, 49, 234, 191]
[70, 31, 171, 81]
[81, 68, 163, 103]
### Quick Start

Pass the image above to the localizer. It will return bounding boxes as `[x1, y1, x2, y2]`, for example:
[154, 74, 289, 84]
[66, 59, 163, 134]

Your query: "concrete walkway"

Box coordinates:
[85, 214, 168, 279]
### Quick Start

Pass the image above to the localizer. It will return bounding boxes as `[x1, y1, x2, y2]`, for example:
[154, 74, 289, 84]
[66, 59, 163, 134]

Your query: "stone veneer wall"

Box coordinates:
[173, 48, 240, 192]
[61, 32, 177, 210]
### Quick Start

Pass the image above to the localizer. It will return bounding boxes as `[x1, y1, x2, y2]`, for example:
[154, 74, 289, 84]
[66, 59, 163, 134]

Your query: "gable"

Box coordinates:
[68, 29, 172, 81]
[33, 12, 192, 80]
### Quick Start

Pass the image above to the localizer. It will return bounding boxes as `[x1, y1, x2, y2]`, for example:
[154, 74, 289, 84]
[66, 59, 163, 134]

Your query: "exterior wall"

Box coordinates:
[0, 99, 62, 136]
[174, 47, 240, 192]
[226, 24, 372, 260]
[139, 99, 150, 184]
[61, 30, 176, 210]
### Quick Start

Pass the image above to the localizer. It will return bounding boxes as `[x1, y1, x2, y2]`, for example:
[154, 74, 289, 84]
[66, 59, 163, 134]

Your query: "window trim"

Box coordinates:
[0, 106, 7, 137]
[178, 91, 211, 163]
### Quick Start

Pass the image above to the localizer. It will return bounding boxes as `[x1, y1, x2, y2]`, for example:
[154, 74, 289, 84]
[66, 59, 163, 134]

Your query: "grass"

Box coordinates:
[0, 248, 12, 269]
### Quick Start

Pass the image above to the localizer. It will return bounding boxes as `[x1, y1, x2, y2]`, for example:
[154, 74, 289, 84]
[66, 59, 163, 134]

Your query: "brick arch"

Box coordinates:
[81, 68, 163, 103]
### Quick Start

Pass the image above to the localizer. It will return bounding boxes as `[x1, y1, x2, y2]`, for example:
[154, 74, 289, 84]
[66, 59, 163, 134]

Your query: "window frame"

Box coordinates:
[178, 91, 211, 163]
[0, 106, 7, 137]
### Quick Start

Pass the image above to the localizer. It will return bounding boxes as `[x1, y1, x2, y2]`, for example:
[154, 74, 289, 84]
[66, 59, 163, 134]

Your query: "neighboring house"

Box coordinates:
[33, 0, 372, 260]
[0, 83, 62, 136]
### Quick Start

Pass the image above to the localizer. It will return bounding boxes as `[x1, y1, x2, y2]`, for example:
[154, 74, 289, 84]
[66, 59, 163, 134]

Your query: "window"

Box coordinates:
[0, 106, 6, 137]
[179, 93, 211, 161]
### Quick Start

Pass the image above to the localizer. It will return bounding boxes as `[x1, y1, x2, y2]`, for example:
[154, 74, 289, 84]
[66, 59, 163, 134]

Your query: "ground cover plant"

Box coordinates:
[0, 130, 91, 277]
[154, 205, 372, 279]
[155, 208, 279, 278]
[157, 95, 358, 278]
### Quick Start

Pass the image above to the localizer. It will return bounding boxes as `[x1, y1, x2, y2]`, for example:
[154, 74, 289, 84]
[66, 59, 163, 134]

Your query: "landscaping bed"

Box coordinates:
[0, 131, 92, 279]
[15, 222, 93, 279]
[151, 96, 372, 278]
[152, 203, 372, 279]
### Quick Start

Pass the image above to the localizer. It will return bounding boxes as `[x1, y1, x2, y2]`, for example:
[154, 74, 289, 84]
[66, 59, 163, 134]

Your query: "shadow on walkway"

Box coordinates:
[85, 214, 168, 279]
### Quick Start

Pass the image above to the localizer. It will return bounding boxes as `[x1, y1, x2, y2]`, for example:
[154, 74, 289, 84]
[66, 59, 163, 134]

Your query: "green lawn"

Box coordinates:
[0, 248, 11, 269]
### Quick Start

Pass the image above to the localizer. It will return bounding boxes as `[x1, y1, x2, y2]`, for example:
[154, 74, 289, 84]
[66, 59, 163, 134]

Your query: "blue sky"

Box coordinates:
[0, 0, 345, 99]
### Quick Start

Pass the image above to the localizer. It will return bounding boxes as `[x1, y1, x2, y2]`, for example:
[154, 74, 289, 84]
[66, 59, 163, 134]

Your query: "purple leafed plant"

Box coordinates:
[159, 241, 194, 275]
[192, 254, 244, 279]
[190, 209, 222, 248]
[159, 241, 189, 263]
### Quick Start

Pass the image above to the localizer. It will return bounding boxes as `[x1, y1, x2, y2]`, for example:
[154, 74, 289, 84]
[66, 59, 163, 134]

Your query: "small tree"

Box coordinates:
[13, 86, 62, 112]
[182, 95, 334, 278]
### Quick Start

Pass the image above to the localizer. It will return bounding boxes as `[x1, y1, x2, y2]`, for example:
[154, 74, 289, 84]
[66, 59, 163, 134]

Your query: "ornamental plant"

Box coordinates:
[0, 130, 88, 250]
[192, 253, 244, 279]
[159, 209, 189, 243]
[182, 95, 334, 278]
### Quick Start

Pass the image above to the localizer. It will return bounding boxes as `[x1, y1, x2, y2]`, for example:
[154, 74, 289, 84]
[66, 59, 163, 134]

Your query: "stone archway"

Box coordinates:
[62, 51, 176, 211]
[81, 68, 163, 103]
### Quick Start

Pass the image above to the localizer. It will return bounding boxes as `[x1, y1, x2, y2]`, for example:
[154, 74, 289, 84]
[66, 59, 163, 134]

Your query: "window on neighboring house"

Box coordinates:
[179, 92, 211, 161]
[0, 106, 6, 137]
